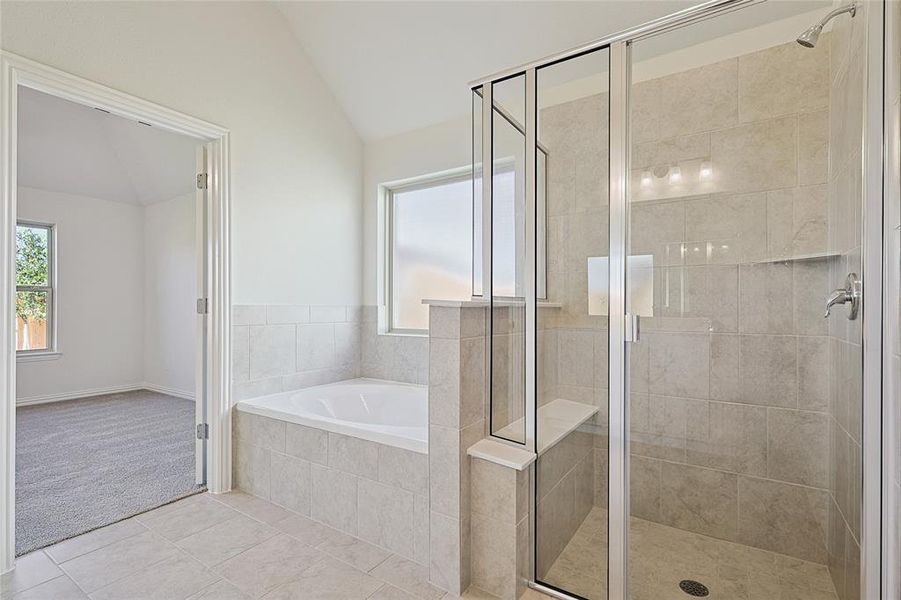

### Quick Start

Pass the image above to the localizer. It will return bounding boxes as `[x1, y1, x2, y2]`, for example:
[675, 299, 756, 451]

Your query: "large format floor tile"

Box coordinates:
[0, 551, 62, 598]
[88, 553, 218, 600]
[58, 531, 179, 594]
[4, 492, 564, 600]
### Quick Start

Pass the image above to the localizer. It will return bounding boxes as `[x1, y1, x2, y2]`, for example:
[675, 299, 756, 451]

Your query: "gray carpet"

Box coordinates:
[15, 390, 203, 555]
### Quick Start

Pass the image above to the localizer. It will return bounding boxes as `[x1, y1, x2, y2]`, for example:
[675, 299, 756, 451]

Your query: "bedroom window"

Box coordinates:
[16, 222, 55, 354]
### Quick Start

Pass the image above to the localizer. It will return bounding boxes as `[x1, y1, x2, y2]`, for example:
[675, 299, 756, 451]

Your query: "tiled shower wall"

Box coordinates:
[538, 36, 837, 564]
[231, 305, 426, 402]
[825, 7, 866, 600]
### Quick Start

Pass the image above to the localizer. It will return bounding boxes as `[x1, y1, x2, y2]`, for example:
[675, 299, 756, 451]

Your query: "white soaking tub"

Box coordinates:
[236, 378, 428, 453]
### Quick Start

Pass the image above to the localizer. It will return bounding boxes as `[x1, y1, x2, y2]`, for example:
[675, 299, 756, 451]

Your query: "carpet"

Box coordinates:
[15, 390, 204, 555]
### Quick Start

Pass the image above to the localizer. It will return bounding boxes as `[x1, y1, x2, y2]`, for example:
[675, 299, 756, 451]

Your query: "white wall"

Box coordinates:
[143, 192, 196, 397]
[1, 1, 364, 306]
[16, 187, 145, 401]
[16, 188, 198, 403]
[363, 115, 471, 305]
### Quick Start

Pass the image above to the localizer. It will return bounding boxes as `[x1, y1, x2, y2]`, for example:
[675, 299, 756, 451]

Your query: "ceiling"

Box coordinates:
[17, 87, 199, 206]
[276, 0, 830, 142]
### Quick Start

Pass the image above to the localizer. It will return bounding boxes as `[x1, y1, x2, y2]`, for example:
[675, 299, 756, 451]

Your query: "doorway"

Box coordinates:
[13, 86, 207, 555]
[0, 52, 232, 574]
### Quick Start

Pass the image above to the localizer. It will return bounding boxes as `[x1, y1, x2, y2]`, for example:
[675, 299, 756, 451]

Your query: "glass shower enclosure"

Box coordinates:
[472, 0, 884, 598]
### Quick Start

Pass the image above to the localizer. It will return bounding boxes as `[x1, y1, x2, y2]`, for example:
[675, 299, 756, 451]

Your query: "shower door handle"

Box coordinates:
[824, 273, 860, 320]
[625, 313, 640, 342]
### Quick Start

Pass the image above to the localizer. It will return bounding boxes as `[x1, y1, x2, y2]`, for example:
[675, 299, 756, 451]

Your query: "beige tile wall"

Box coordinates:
[470, 457, 530, 600]
[232, 410, 429, 565]
[231, 305, 363, 401]
[537, 35, 838, 566]
[231, 304, 427, 403]
[428, 305, 487, 595]
[825, 6, 867, 600]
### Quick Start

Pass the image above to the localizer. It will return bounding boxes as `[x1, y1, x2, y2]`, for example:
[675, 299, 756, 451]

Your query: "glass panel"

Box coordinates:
[626, 4, 859, 599]
[391, 178, 473, 331]
[473, 87, 484, 297]
[16, 290, 49, 351]
[489, 74, 527, 443]
[16, 224, 49, 286]
[534, 46, 609, 599]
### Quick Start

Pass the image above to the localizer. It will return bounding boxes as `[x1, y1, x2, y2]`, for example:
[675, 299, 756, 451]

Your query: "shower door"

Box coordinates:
[475, 2, 879, 599]
[623, 3, 869, 600]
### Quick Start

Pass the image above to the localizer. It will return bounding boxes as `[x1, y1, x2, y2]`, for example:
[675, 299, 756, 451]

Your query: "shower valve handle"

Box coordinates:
[824, 273, 860, 320]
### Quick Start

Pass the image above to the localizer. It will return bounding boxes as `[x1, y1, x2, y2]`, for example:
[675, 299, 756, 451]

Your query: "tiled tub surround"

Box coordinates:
[534, 33, 839, 573]
[232, 304, 427, 403]
[237, 378, 428, 453]
[232, 409, 430, 566]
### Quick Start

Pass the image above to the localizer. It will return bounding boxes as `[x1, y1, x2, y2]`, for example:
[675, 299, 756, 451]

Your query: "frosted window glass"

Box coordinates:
[391, 178, 473, 331]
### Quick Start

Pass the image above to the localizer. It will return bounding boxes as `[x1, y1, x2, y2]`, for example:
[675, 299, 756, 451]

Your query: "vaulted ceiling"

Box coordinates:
[275, 0, 830, 142]
[17, 87, 199, 206]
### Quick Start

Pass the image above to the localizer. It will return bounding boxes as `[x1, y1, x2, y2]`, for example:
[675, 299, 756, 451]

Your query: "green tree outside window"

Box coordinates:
[16, 225, 50, 350]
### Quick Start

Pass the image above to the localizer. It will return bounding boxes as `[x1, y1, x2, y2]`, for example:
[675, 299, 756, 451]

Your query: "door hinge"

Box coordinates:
[196, 298, 209, 314]
[196, 173, 208, 190]
[196, 423, 209, 440]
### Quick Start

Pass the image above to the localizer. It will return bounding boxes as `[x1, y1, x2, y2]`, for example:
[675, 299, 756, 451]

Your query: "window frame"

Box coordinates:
[15, 220, 56, 356]
[386, 169, 474, 335]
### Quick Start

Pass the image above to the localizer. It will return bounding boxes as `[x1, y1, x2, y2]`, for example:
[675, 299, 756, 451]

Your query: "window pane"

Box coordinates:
[16, 225, 49, 286]
[16, 290, 49, 351]
[392, 179, 472, 330]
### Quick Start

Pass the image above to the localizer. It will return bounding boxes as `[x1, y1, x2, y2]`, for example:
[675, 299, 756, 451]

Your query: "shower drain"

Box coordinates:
[679, 580, 710, 597]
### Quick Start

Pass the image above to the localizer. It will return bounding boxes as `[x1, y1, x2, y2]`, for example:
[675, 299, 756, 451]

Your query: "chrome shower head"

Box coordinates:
[796, 24, 822, 48]
[797, 3, 857, 48]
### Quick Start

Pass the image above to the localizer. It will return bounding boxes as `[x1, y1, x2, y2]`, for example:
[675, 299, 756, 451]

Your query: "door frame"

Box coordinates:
[0, 51, 233, 573]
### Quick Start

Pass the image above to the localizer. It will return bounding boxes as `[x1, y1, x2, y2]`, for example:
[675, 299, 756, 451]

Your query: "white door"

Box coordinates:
[194, 145, 209, 485]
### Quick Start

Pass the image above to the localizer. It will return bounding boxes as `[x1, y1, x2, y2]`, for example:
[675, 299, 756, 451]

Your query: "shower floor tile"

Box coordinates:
[540, 507, 839, 600]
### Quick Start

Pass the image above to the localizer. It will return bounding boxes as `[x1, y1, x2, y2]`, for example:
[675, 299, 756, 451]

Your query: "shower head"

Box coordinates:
[797, 3, 857, 48]
[796, 24, 822, 48]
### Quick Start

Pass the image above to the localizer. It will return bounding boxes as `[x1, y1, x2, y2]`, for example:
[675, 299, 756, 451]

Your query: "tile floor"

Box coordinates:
[0, 492, 552, 600]
[541, 507, 840, 600]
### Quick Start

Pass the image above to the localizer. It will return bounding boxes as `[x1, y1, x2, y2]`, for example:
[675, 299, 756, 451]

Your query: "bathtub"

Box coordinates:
[236, 378, 428, 453]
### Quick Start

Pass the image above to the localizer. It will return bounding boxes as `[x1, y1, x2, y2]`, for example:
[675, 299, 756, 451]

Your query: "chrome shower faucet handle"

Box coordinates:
[824, 273, 861, 320]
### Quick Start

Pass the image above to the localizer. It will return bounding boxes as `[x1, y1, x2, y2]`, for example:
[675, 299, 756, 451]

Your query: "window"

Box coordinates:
[387, 173, 473, 332]
[385, 163, 548, 334]
[16, 222, 54, 353]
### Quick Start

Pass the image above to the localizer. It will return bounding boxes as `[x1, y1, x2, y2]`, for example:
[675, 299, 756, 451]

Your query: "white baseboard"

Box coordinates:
[142, 382, 195, 401]
[16, 382, 195, 406]
[16, 383, 145, 406]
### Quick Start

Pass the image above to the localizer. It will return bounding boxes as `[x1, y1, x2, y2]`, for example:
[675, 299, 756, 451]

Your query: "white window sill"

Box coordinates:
[379, 331, 428, 338]
[16, 351, 61, 363]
